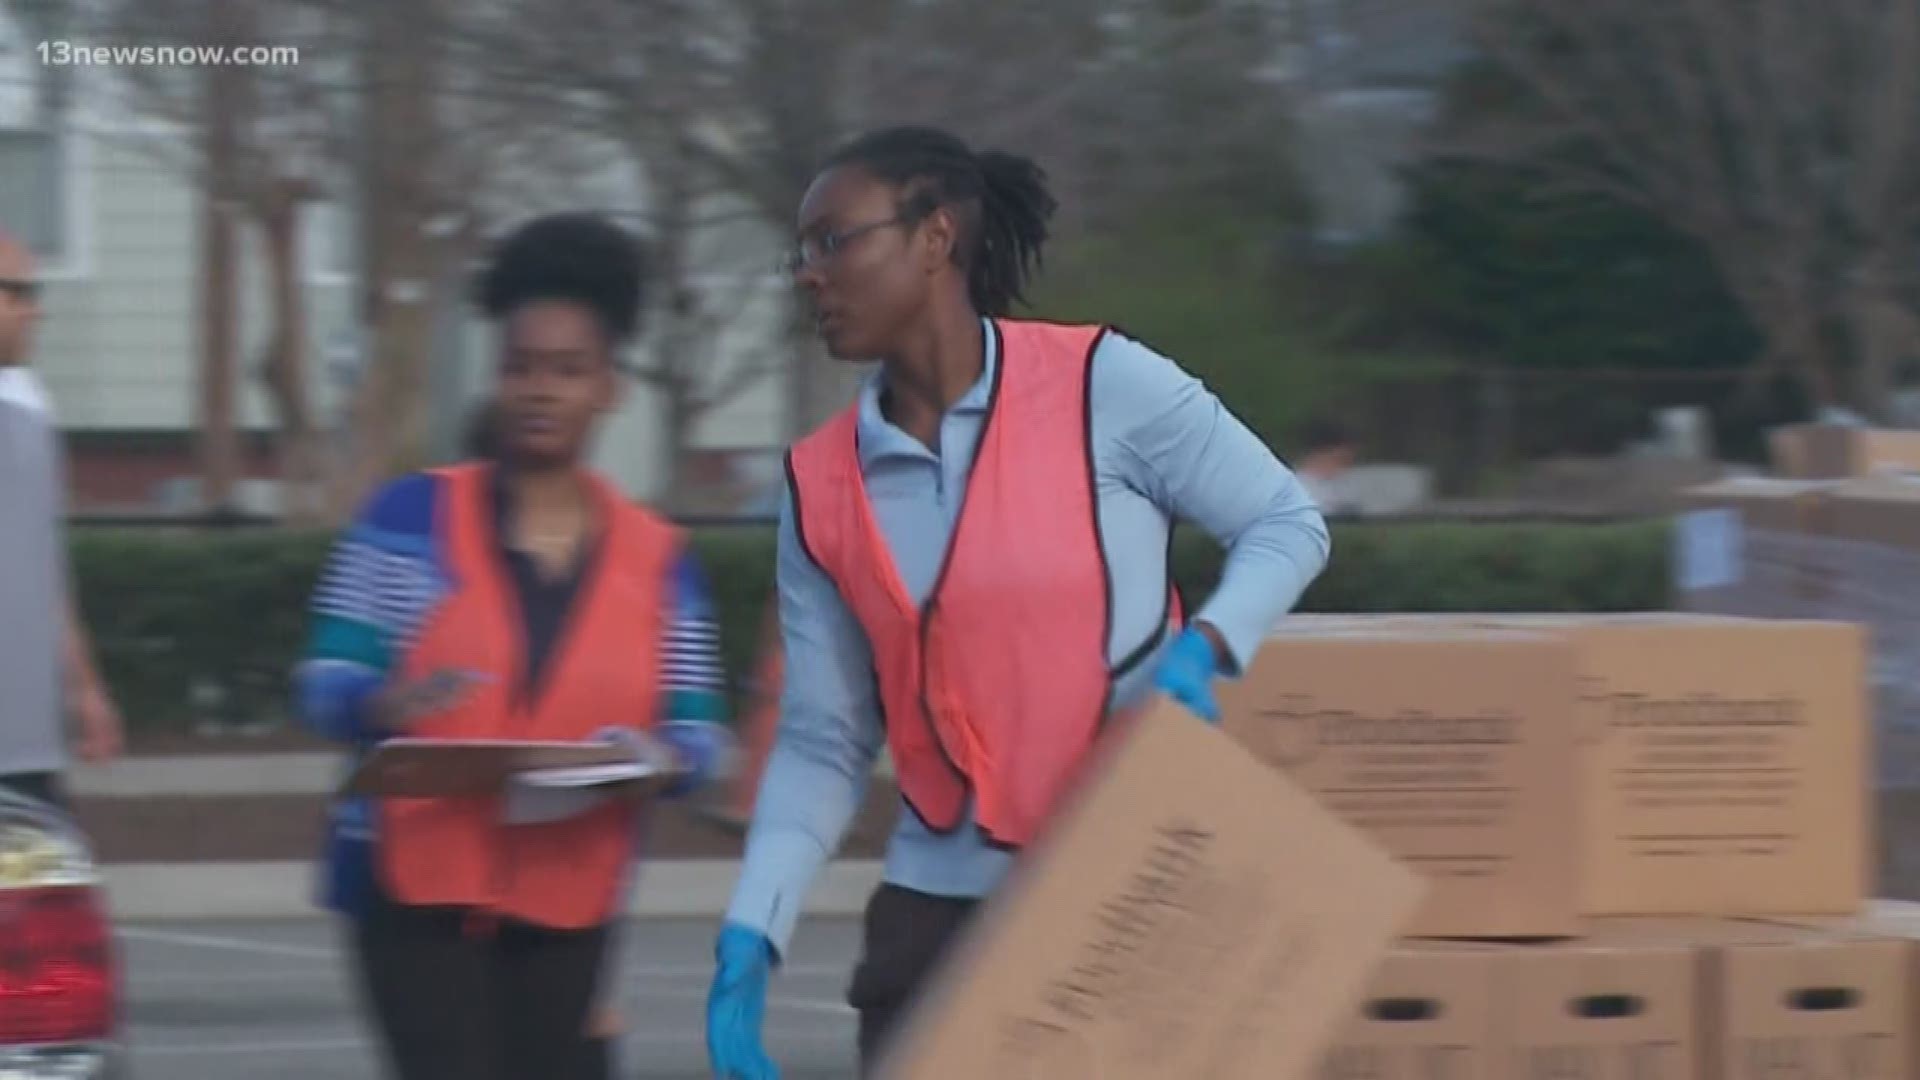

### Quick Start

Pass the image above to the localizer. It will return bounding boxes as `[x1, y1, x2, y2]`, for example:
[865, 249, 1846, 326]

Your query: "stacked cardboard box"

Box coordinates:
[1768, 422, 1920, 480]
[1202, 612, 1903, 1080]
[880, 607, 1895, 1078]
[1679, 431, 1920, 884]
[1327, 917, 1914, 1080]
[1219, 615, 1871, 934]
[877, 440, 1916, 1079]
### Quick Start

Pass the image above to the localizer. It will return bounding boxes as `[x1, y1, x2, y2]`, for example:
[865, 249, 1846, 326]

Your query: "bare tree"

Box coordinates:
[71, 0, 358, 518]
[194, 0, 244, 511]
[75, 0, 585, 519]
[461, 0, 1304, 478]
[452, 0, 829, 502]
[64, 0, 1316, 517]
[339, 0, 449, 510]
[620, 155, 791, 510]
[1446, 0, 1920, 419]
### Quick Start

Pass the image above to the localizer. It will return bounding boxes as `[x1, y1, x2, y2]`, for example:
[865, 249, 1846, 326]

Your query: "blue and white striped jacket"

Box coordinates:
[293, 471, 731, 917]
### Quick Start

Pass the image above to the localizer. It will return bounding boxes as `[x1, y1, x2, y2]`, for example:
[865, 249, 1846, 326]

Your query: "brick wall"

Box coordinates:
[65, 433, 281, 512]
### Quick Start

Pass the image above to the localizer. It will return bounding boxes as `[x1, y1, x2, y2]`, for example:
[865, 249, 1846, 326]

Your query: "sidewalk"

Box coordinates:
[73, 752, 340, 798]
[72, 751, 895, 921]
[73, 749, 898, 798]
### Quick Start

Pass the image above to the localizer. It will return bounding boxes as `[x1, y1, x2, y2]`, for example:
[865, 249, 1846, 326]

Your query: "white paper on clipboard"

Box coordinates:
[517, 760, 665, 788]
[502, 757, 674, 824]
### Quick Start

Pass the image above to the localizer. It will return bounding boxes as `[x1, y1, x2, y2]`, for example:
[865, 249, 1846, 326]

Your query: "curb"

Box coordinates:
[102, 859, 884, 921]
[73, 753, 340, 798]
[70, 752, 898, 799]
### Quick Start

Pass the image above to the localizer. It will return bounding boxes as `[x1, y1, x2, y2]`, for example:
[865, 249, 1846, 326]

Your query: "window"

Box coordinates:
[304, 199, 353, 282]
[0, 4, 72, 264]
[0, 127, 65, 261]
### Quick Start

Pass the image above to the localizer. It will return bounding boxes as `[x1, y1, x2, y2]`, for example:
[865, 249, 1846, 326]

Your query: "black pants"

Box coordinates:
[846, 883, 981, 1075]
[351, 888, 611, 1080]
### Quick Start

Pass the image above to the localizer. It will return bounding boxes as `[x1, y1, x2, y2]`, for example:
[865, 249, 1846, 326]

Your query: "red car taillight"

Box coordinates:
[0, 884, 116, 1046]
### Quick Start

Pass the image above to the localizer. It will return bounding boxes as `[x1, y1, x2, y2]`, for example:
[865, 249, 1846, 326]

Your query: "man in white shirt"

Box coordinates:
[0, 230, 122, 806]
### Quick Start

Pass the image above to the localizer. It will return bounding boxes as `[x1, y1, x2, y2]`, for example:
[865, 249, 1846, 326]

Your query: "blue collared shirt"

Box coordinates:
[726, 322, 1331, 954]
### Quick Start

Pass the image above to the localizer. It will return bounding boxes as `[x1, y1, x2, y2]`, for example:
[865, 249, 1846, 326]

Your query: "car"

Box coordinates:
[0, 785, 121, 1078]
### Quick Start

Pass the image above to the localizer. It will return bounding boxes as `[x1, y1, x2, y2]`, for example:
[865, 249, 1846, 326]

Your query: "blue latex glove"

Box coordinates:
[707, 923, 780, 1080]
[1153, 626, 1223, 723]
[655, 720, 727, 799]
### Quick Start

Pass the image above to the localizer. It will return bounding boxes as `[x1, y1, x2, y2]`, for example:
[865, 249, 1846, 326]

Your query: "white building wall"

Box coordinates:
[5, 8, 796, 506]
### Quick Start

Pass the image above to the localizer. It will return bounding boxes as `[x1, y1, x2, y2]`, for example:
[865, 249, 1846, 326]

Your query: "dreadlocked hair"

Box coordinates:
[825, 126, 1057, 317]
[474, 211, 648, 345]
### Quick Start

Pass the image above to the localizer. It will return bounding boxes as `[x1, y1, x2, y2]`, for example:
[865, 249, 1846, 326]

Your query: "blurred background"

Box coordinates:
[1, 0, 1916, 732]
[13, 0, 1916, 529]
[7, 4, 1920, 1076]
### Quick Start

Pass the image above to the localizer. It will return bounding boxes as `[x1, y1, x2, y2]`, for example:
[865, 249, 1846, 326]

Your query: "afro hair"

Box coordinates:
[473, 211, 648, 343]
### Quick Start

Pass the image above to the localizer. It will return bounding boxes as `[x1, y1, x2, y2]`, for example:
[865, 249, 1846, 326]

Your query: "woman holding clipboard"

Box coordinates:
[295, 211, 732, 1080]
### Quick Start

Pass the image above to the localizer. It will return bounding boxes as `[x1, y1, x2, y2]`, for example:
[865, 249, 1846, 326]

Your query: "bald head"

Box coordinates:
[0, 229, 41, 367]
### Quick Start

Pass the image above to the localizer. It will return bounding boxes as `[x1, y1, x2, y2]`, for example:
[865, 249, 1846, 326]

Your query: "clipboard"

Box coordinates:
[342, 738, 663, 798]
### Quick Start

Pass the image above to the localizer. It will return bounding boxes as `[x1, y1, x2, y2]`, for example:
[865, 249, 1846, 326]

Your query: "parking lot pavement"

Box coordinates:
[119, 917, 862, 1079]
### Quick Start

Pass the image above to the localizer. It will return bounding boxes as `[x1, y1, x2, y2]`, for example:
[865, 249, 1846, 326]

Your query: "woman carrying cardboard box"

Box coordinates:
[705, 126, 1332, 1079]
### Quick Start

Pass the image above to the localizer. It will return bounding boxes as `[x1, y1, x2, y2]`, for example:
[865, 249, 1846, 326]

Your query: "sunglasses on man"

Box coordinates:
[0, 279, 41, 303]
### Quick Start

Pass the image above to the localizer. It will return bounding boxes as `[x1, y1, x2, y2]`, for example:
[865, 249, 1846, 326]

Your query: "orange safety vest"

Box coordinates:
[786, 319, 1180, 847]
[376, 463, 680, 929]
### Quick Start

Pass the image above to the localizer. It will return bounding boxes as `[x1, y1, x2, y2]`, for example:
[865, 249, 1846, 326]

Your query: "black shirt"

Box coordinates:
[489, 473, 600, 707]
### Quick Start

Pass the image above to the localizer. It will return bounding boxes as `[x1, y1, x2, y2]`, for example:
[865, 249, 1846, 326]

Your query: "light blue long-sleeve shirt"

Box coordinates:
[725, 321, 1331, 954]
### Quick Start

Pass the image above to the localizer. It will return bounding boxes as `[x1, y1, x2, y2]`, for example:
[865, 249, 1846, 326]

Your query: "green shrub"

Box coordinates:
[72, 519, 1671, 734]
[1278, 520, 1670, 613]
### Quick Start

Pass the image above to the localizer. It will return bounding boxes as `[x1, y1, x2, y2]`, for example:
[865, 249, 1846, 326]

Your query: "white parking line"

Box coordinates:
[117, 926, 336, 960]
[131, 1036, 369, 1057]
[128, 1027, 850, 1057]
[120, 927, 848, 980]
[126, 969, 340, 987]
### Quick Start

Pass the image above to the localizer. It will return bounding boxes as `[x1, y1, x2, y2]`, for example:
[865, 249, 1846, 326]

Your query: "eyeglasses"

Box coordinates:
[781, 215, 914, 274]
[0, 279, 41, 303]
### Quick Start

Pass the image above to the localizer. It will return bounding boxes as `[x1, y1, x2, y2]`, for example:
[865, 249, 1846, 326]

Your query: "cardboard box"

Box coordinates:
[1616, 916, 1911, 1080]
[1786, 480, 1920, 790]
[1770, 427, 1813, 478]
[875, 698, 1426, 1080]
[1219, 629, 1585, 938]
[1680, 477, 1920, 790]
[1239, 616, 1869, 920]
[1849, 903, 1920, 1080]
[1679, 477, 1841, 531]
[1488, 929, 1701, 1080]
[1320, 941, 1502, 1080]
[1324, 917, 1906, 1080]
[1829, 477, 1920, 551]
[1702, 923, 1909, 1080]
[1461, 616, 1869, 917]
[1769, 424, 1920, 479]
